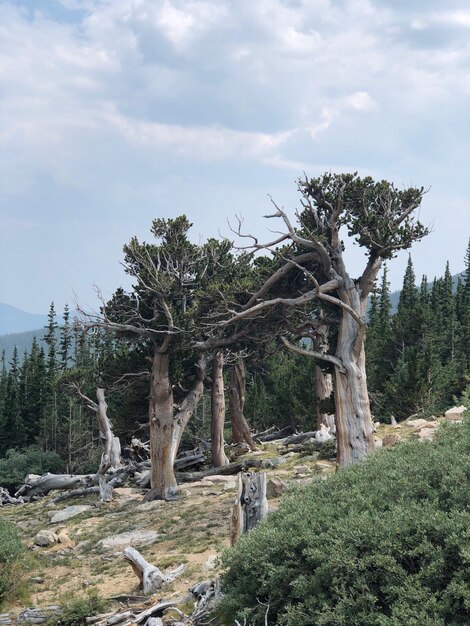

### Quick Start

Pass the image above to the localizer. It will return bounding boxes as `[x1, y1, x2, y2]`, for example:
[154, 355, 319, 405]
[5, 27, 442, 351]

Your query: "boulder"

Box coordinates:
[96, 529, 159, 551]
[50, 505, 92, 523]
[414, 427, 436, 441]
[266, 477, 288, 499]
[57, 530, 74, 547]
[407, 418, 431, 429]
[382, 434, 401, 448]
[33, 530, 59, 547]
[444, 406, 466, 421]
[374, 436, 383, 448]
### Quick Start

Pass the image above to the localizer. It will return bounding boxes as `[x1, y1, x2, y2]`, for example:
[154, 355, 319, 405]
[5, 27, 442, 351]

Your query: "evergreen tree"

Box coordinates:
[59, 303, 72, 370]
[2, 347, 24, 452]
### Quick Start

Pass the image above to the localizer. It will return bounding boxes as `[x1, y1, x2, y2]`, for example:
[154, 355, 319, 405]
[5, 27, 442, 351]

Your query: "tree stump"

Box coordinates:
[230, 471, 267, 545]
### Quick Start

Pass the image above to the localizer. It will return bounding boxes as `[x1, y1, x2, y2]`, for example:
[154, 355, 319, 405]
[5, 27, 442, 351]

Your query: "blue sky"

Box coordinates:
[1, 0, 469, 314]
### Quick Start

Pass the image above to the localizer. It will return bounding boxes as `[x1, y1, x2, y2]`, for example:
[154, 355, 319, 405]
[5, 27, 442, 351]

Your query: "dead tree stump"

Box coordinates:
[230, 471, 267, 545]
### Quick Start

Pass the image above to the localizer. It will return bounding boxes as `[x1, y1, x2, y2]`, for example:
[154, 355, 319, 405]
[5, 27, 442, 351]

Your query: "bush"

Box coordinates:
[0, 518, 24, 607]
[45, 592, 107, 626]
[219, 418, 470, 625]
[0, 447, 65, 492]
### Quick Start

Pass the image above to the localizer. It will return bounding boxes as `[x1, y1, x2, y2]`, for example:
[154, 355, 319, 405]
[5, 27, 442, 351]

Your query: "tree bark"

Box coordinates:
[314, 324, 333, 429]
[229, 357, 256, 450]
[148, 350, 206, 500]
[95, 388, 121, 501]
[211, 351, 229, 467]
[334, 280, 375, 466]
[230, 471, 268, 545]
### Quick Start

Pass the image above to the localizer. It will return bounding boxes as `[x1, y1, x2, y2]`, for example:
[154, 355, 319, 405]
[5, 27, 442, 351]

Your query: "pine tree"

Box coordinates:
[3, 347, 25, 452]
[59, 303, 72, 370]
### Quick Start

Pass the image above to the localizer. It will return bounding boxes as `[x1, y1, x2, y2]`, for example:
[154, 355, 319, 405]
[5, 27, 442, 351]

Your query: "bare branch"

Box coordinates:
[281, 337, 346, 372]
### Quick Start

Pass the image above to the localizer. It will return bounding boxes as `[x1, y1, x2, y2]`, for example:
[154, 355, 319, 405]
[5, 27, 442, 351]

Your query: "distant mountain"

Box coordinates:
[0, 303, 49, 335]
[0, 328, 48, 364]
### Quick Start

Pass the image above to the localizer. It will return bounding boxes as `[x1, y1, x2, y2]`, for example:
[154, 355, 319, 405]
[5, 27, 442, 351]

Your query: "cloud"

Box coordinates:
[1, 0, 469, 311]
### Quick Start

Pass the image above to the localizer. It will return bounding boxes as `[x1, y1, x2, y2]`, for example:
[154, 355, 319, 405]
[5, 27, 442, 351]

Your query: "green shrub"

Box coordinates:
[45, 592, 107, 626]
[219, 418, 470, 625]
[0, 517, 24, 607]
[0, 447, 65, 491]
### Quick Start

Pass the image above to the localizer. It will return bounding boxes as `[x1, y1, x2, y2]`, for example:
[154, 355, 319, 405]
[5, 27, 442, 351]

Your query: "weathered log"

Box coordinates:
[15, 473, 94, 499]
[230, 471, 268, 545]
[0, 487, 23, 506]
[51, 487, 101, 504]
[189, 579, 221, 625]
[174, 454, 206, 470]
[282, 431, 317, 445]
[256, 425, 296, 442]
[123, 547, 186, 595]
[176, 458, 263, 483]
[132, 601, 175, 625]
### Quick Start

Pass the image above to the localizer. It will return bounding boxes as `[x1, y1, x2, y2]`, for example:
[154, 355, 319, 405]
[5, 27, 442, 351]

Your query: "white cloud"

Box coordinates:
[1, 0, 470, 310]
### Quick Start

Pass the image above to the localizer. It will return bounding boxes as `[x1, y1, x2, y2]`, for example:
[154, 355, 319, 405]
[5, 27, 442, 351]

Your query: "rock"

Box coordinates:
[202, 475, 237, 483]
[136, 499, 165, 512]
[414, 427, 436, 441]
[33, 530, 59, 547]
[50, 505, 93, 523]
[261, 457, 285, 469]
[266, 477, 288, 499]
[30, 577, 44, 584]
[315, 461, 334, 471]
[75, 540, 92, 553]
[57, 530, 74, 547]
[382, 434, 401, 448]
[444, 405, 466, 421]
[390, 415, 397, 426]
[0, 613, 13, 625]
[186, 480, 212, 488]
[374, 436, 383, 448]
[373, 421, 380, 432]
[407, 418, 438, 430]
[97, 529, 159, 551]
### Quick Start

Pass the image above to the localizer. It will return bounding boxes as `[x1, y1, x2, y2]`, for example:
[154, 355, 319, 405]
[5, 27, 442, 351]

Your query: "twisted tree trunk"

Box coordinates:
[148, 350, 207, 501]
[229, 357, 256, 451]
[334, 280, 375, 466]
[211, 351, 229, 467]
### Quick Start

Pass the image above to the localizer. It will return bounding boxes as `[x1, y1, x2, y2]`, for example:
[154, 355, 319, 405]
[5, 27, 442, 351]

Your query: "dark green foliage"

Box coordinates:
[219, 418, 470, 625]
[245, 348, 316, 431]
[0, 447, 65, 491]
[367, 250, 469, 420]
[0, 517, 23, 607]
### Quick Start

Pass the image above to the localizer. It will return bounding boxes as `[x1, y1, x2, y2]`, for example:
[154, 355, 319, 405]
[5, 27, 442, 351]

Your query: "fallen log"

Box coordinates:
[15, 473, 95, 499]
[0, 487, 23, 506]
[123, 547, 186, 595]
[282, 431, 317, 445]
[52, 487, 100, 504]
[256, 425, 296, 442]
[176, 458, 263, 483]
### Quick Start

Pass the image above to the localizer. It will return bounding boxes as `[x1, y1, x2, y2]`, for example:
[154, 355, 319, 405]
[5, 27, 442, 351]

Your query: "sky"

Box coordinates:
[1, 0, 469, 315]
